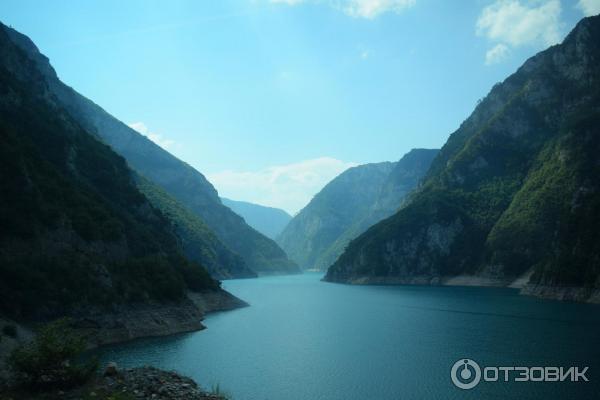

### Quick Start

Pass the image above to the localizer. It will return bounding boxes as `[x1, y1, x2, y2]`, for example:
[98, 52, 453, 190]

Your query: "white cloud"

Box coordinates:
[128, 122, 176, 150]
[477, 0, 562, 47]
[485, 43, 510, 65]
[343, 0, 416, 18]
[476, 0, 562, 65]
[577, 0, 600, 16]
[208, 157, 358, 214]
[267, 0, 416, 19]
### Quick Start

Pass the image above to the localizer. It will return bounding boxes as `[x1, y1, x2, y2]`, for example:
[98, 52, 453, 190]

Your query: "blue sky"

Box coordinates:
[1, 0, 597, 213]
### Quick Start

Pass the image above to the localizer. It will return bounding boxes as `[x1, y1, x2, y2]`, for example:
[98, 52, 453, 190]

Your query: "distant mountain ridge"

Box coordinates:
[221, 198, 292, 240]
[277, 149, 438, 270]
[325, 16, 600, 303]
[1, 23, 299, 276]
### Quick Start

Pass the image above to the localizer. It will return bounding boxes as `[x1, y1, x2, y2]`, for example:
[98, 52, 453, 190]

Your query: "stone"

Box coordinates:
[104, 362, 119, 377]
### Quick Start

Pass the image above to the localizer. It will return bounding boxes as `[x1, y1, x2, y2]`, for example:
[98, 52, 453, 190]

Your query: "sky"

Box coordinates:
[1, 0, 597, 214]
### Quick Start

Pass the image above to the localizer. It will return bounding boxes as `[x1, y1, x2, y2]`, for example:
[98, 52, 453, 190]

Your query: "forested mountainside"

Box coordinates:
[137, 177, 256, 279]
[221, 198, 291, 240]
[326, 16, 600, 303]
[0, 25, 220, 321]
[278, 149, 437, 270]
[1, 22, 299, 276]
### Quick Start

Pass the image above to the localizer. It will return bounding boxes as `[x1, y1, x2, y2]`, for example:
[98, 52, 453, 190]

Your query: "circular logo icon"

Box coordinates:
[451, 359, 481, 390]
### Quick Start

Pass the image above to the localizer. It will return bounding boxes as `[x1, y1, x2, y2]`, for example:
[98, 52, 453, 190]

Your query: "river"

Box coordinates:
[100, 273, 600, 399]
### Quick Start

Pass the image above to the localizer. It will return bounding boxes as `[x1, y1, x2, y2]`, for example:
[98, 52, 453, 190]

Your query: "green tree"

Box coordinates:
[8, 319, 97, 390]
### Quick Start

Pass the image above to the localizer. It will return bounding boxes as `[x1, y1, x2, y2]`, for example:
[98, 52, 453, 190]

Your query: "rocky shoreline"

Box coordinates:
[1, 288, 247, 398]
[324, 275, 600, 304]
[73, 289, 248, 348]
[323, 274, 514, 287]
[520, 285, 600, 304]
[99, 365, 226, 400]
[0, 289, 247, 389]
[2, 364, 227, 400]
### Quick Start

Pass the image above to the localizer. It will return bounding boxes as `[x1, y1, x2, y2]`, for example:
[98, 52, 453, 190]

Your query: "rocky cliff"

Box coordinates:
[325, 16, 600, 303]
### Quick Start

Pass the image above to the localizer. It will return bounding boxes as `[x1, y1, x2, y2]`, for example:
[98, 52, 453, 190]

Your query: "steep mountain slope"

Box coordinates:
[138, 178, 256, 279]
[221, 198, 292, 240]
[368, 149, 439, 225]
[1, 23, 299, 276]
[0, 25, 242, 332]
[277, 162, 394, 270]
[278, 149, 437, 270]
[326, 16, 600, 303]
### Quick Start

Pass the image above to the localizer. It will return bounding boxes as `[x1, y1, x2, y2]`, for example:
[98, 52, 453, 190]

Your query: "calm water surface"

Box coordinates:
[100, 273, 600, 399]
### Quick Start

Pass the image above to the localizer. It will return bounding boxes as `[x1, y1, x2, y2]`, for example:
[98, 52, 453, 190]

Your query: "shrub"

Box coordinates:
[8, 318, 97, 390]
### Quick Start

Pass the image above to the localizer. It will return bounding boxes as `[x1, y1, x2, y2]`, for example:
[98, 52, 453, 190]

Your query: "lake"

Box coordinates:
[100, 273, 600, 399]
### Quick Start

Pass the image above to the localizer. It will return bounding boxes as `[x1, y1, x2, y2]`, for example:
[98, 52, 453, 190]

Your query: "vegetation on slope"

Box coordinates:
[0, 20, 298, 274]
[0, 26, 217, 320]
[221, 198, 291, 240]
[277, 162, 395, 270]
[137, 177, 256, 279]
[1, 21, 298, 276]
[278, 149, 438, 271]
[326, 16, 600, 298]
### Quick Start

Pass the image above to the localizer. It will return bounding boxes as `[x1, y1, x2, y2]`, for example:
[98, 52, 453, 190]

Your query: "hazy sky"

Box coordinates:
[1, 0, 596, 213]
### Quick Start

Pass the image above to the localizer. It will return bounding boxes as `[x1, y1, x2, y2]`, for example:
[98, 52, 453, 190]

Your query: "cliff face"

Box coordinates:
[278, 149, 438, 271]
[326, 16, 600, 303]
[1, 23, 299, 277]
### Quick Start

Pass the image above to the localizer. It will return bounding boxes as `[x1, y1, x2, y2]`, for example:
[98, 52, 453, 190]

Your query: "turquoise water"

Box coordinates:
[100, 273, 600, 399]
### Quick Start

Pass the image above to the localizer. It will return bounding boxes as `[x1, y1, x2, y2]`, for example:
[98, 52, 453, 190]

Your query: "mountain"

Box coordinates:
[1, 24, 299, 277]
[368, 149, 440, 224]
[138, 178, 256, 279]
[277, 162, 394, 270]
[325, 16, 600, 303]
[277, 149, 438, 270]
[0, 23, 244, 336]
[221, 198, 292, 240]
